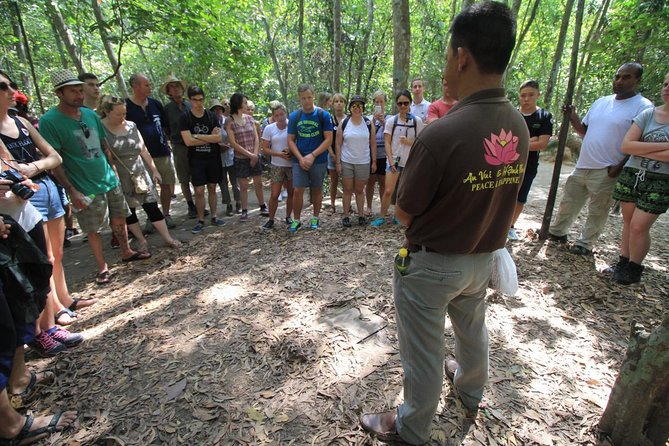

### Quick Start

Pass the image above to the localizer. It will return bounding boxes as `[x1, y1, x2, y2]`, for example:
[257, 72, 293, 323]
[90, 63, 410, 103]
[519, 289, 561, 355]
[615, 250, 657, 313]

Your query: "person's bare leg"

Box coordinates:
[194, 185, 206, 221]
[342, 177, 354, 219]
[160, 183, 173, 216]
[354, 179, 366, 215]
[7, 348, 28, 394]
[329, 170, 338, 210]
[293, 187, 305, 220]
[87, 232, 108, 274]
[207, 183, 218, 217]
[0, 389, 78, 443]
[365, 176, 376, 215]
[39, 289, 62, 331]
[511, 202, 524, 227]
[181, 182, 193, 203]
[619, 202, 635, 259]
[312, 187, 323, 218]
[151, 219, 179, 246]
[252, 175, 265, 208]
[285, 181, 294, 219]
[628, 208, 659, 264]
[269, 182, 282, 220]
[238, 178, 249, 210]
[127, 222, 148, 252]
[379, 173, 399, 218]
[110, 217, 140, 259]
[45, 218, 85, 309]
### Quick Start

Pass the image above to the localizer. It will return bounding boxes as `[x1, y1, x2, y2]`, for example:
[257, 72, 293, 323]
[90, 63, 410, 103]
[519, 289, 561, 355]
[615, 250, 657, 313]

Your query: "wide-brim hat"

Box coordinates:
[160, 74, 187, 95]
[209, 99, 224, 111]
[51, 69, 84, 91]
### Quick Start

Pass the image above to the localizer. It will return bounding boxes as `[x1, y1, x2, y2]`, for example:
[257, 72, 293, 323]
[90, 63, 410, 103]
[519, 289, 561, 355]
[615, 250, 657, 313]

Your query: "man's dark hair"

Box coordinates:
[622, 62, 643, 79]
[187, 86, 205, 99]
[229, 93, 247, 115]
[520, 79, 540, 90]
[449, 1, 516, 75]
[297, 84, 313, 95]
[78, 72, 98, 82]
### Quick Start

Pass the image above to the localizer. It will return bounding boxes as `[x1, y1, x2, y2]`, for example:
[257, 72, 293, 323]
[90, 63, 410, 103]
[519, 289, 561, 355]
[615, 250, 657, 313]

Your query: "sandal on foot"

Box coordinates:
[54, 308, 77, 326]
[122, 251, 151, 262]
[68, 297, 98, 312]
[0, 411, 75, 446]
[9, 370, 55, 408]
[95, 270, 112, 285]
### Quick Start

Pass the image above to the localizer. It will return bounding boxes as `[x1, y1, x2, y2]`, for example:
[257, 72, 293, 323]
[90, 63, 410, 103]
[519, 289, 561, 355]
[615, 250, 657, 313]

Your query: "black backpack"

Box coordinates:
[390, 113, 417, 139]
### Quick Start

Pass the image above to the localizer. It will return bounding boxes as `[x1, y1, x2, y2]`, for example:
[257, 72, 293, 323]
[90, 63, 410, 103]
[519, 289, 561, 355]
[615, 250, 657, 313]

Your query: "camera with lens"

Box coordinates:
[0, 168, 35, 200]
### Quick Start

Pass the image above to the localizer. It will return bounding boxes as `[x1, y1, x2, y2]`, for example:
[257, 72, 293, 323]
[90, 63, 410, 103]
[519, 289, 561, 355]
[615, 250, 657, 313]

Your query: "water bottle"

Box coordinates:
[394, 247, 410, 275]
[72, 194, 95, 213]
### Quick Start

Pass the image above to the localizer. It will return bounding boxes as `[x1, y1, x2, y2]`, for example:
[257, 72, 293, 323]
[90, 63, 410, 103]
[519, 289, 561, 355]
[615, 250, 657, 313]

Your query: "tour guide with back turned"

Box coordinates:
[360, 3, 529, 444]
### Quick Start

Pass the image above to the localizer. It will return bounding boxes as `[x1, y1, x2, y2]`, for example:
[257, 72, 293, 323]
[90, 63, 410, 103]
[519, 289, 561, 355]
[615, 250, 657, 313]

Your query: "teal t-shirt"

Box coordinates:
[39, 107, 119, 195]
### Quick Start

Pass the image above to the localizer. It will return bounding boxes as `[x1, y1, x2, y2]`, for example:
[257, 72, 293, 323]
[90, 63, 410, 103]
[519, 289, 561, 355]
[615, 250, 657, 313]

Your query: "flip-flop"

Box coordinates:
[122, 251, 152, 262]
[55, 308, 77, 326]
[95, 270, 112, 285]
[68, 297, 98, 312]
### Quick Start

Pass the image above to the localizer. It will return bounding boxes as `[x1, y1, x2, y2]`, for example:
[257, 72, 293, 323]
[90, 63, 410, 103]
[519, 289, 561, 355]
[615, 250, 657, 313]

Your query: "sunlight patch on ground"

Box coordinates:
[199, 282, 247, 305]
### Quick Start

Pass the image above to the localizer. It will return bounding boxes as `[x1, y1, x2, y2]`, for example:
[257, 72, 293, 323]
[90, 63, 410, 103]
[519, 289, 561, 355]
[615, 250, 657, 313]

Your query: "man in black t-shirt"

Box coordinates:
[508, 80, 553, 240]
[178, 86, 226, 234]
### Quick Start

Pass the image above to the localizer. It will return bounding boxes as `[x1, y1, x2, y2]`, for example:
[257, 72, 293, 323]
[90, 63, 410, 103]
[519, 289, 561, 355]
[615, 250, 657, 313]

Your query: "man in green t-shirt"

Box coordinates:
[42, 69, 150, 285]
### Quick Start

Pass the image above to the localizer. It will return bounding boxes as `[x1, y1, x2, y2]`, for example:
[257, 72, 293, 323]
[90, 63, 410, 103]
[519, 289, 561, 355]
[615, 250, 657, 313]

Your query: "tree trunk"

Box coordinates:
[354, 0, 374, 96]
[260, 12, 288, 104]
[90, 0, 128, 97]
[507, 0, 541, 74]
[9, 12, 30, 93]
[391, 0, 410, 113]
[574, 0, 611, 103]
[44, 0, 84, 74]
[50, 21, 70, 69]
[543, 0, 576, 110]
[298, 0, 306, 84]
[599, 316, 669, 446]
[333, 0, 342, 93]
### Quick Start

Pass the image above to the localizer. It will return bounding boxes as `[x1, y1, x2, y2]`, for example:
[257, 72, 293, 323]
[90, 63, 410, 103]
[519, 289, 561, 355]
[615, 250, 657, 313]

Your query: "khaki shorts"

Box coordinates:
[76, 185, 130, 234]
[270, 165, 292, 184]
[172, 143, 191, 184]
[342, 161, 370, 181]
[152, 155, 176, 185]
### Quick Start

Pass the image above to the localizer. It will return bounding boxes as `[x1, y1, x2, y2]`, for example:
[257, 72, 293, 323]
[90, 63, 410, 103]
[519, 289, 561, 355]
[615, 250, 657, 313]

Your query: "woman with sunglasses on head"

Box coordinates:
[0, 70, 95, 336]
[336, 95, 376, 227]
[97, 95, 181, 250]
[370, 90, 424, 227]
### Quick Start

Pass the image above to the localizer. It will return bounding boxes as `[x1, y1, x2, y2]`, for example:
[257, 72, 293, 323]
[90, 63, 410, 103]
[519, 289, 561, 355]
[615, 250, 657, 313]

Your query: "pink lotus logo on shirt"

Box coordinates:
[483, 129, 520, 165]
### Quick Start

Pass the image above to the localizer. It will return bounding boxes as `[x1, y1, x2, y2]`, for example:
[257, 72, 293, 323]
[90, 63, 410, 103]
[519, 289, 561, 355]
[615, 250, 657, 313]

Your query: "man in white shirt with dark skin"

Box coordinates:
[410, 78, 431, 123]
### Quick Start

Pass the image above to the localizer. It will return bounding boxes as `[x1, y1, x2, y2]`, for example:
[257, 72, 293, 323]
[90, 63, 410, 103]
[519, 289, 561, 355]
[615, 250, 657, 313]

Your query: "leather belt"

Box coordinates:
[407, 243, 438, 253]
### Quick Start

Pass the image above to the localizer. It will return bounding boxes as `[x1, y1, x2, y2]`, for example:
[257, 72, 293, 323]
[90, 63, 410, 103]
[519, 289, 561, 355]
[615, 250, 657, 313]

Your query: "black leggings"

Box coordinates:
[126, 202, 164, 225]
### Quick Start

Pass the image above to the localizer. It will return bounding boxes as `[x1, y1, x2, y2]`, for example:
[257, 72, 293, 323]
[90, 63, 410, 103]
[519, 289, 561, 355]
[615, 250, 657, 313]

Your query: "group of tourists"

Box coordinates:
[1, 0, 667, 442]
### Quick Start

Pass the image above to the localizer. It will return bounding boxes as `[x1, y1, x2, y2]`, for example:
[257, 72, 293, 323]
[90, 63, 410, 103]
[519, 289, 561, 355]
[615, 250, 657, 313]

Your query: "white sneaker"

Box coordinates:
[281, 190, 289, 199]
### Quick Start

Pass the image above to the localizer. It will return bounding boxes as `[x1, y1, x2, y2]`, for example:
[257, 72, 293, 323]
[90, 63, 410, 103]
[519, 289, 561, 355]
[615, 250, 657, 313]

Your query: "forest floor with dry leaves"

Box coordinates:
[26, 161, 668, 446]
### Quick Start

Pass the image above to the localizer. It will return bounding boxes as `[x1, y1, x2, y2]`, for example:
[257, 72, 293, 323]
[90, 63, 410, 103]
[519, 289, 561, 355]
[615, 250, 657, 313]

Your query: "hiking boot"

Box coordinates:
[260, 203, 270, 217]
[342, 217, 352, 228]
[31, 331, 66, 357]
[188, 205, 197, 219]
[358, 216, 367, 226]
[211, 217, 226, 227]
[48, 327, 83, 347]
[309, 217, 320, 229]
[548, 232, 568, 243]
[240, 210, 248, 222]
[226, 204, 234, 216]
[285, 216, 293, 225]
[288, 220, 301, 233]
[204, 209, 210, 217]
[235, 202, 242, 214]
[603, 256, 629, 274]
[164, 215, 176, 228]
[614, 261, 644, 285]
[191, 221, 205, 234]
[370, 217, 386, 228]
[262, 219, 274, 230]
[507, 228, 519, 241]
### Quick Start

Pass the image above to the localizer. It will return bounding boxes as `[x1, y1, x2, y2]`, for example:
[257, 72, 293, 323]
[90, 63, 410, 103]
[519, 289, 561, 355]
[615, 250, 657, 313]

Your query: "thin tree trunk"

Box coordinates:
[260, 12, 288, 104]
[90, 0, 127, 97]
[9, 12, 30, 93]
[50, 21, 69, 69]
[333, 0, 342, 93]
[512, 0, 522, 16]
[391, 0, 410, 113]
[44, 0, 84, 73]
[539, 0, 584, 240]
[11, 0, 45, 113]
[574, 0, 611, 103]
[345, 20, 361, 100]
[543, 0, 576, 110]
[508, 0, 541, 74]
[599, 317, 669, 446]
[298, 0, 306, 84]
[354, 0, 374, 95]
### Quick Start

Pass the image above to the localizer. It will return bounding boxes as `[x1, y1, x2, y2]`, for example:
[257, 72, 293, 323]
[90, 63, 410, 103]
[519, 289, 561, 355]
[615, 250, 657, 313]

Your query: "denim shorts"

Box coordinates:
[29, 176, 65, 222]
[293, 162, 327, 189]
[327, 152, 336, 171]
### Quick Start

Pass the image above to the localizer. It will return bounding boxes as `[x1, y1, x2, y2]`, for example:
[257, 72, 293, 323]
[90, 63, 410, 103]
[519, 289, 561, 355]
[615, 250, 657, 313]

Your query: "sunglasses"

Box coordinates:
[79, 121, 90, 138]
[0, 81, 16, 92]
[350, 103, 364, 109]
[397, 101, 410, 106]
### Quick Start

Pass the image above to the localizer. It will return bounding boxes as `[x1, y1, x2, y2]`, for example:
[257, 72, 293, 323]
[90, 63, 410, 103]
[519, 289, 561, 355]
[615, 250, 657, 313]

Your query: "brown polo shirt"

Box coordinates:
[397, 88, 529, 254]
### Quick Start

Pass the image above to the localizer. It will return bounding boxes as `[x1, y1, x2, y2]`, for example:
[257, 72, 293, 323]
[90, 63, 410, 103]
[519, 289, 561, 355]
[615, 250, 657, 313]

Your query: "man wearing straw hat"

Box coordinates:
[40, 69, 150, 286]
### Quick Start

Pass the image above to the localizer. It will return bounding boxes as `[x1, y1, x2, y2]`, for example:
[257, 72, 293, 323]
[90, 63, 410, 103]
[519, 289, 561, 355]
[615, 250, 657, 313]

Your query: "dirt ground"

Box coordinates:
[27, 159, 668, 446]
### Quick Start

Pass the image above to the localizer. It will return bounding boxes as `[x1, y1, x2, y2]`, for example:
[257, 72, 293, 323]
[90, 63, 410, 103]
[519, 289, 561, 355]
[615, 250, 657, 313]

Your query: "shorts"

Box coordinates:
[517, 162, 538, 204]
[613, 167, 669, 215]
[173, 143, 191, 184]
[270, 165, 292, 184]
[235, 158, 263, 179]
[327, 152, 336, 171]
[371, 157, 387, 176]
[293, 162, 327, 189]
[29, 176, 65, 222]
[190, 157, 223, 187]
[341, 161, 370, 181]
[386, 164, 404, 173]
[152, 155, 176, 185]
[76, 185, 130, 234]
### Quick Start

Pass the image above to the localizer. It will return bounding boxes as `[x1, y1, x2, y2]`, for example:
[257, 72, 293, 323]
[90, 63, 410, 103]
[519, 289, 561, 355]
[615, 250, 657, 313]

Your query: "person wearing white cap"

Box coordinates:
[40, 69, 150, 286]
